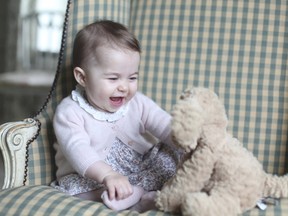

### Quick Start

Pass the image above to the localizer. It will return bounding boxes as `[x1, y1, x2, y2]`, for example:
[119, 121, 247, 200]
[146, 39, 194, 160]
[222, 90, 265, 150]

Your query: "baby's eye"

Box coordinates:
[129, 76, 138, 81]
[108, 77, 118, 81]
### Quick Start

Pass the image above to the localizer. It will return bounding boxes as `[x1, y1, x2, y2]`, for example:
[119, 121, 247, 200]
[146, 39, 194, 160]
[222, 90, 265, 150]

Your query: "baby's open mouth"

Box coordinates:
[110, 97, 123, 102]
[110, 97, 124, 106]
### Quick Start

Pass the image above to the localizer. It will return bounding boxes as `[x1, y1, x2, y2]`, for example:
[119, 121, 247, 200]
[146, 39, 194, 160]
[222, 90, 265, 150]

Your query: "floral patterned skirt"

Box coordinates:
[51, 138, 182, 195]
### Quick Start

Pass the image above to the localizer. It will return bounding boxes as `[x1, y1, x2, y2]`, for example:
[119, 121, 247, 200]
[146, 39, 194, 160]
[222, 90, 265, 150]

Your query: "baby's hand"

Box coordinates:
[102, 171, 133, 200]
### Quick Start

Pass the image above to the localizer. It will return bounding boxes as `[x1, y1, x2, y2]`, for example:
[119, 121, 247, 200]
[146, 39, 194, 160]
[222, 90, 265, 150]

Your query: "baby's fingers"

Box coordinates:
[116, 185, 133, 200]
[107, 185, 116, 200]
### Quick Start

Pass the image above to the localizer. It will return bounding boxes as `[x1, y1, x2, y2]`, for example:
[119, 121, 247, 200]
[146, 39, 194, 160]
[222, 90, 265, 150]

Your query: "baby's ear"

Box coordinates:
[73, 67, 87, 87]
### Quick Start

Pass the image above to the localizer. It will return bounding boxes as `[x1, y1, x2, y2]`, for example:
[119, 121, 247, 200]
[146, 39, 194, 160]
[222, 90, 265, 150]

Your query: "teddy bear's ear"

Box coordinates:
[203, 91, 229, 128]
[171, 101, 204, 150]
[171, 127, 200, 151]
[180, 89, 195, 100]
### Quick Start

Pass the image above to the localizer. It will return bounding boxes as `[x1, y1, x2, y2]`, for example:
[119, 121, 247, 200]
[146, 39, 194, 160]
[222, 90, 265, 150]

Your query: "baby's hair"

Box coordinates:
[72, 20, 141, 70]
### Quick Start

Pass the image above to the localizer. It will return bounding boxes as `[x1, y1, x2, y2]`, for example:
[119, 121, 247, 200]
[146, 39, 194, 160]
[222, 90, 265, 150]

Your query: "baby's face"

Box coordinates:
[83, 46, 140, 113]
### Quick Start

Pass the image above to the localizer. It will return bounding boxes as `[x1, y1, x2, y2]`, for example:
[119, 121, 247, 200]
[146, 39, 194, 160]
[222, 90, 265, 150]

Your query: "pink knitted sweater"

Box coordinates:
[53, 89, 172, 179]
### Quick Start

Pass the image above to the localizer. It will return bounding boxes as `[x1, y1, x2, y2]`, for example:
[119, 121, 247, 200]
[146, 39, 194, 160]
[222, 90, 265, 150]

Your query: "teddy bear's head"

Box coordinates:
[171, 87, 228, 151]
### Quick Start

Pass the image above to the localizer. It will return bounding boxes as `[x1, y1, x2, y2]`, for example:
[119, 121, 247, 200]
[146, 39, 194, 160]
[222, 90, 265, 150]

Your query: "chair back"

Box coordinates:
[131, 1, 288, 175]
[26, 0, 288, 185]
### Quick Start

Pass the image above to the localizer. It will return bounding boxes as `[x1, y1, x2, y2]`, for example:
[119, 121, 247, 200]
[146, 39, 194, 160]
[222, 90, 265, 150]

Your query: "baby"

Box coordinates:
[52, 20, 182, 212]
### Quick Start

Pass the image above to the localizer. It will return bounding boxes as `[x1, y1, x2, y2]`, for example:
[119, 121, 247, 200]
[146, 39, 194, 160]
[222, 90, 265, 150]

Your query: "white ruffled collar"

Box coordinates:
[71, 85, 129, 122]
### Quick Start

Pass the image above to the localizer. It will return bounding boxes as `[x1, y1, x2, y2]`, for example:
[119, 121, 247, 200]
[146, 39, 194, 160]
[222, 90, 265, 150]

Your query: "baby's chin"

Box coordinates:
[89, 103, 115, 113]
[102, 104, 124, 113]
[92, 99, 128, 113]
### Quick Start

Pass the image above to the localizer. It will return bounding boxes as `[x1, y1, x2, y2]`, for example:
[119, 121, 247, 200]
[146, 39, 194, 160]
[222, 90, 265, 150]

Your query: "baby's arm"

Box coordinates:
[85, 161, 133, 200]
[138, 93, 173, 144]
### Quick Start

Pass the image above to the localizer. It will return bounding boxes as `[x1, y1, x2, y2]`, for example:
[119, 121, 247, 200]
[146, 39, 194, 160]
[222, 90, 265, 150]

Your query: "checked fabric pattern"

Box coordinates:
[131, 0, 288, 175]
[0, 0, 287, 215]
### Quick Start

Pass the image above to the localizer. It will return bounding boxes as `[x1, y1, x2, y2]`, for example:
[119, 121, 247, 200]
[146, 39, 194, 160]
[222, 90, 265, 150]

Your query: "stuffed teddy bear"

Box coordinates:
[156, 87, 288, 216]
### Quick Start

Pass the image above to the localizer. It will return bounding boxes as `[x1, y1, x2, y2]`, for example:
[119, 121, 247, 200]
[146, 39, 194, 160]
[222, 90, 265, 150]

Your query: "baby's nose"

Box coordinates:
[117, 81, 128, 92]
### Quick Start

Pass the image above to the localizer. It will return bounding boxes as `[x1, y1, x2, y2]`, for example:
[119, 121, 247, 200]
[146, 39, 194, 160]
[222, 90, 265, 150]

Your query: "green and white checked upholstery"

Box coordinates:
[0, 185, 165, 216]
[0, 0, 287, 215]
[0, 185, 287, 216]
[131, 0, 288, 175]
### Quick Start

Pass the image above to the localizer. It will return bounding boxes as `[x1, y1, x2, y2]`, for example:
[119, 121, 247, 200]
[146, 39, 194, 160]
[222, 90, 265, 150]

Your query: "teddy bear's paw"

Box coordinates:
[155, 191, 181, 213]
[182, 192, 241, 216]
[181, 192, 211, 216]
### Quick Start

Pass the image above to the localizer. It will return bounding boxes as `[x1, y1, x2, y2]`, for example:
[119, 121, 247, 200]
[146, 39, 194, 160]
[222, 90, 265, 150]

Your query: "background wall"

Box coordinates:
[0, 0, 65, 124]
[0, 0, 20, 74]
[0, 0, 66, 189]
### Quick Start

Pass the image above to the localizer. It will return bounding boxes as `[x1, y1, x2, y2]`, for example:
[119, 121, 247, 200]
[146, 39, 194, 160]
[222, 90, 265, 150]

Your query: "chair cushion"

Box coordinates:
[0, 185, 161, 215]
[0, 185, 287, 215]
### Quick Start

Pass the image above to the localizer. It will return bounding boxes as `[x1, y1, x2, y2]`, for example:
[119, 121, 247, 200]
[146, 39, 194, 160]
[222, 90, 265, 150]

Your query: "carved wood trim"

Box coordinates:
[0, 118, 39, 189]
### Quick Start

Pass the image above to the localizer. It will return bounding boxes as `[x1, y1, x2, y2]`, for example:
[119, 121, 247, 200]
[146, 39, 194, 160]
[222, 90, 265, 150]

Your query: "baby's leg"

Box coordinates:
[133, 143, 181, 191]
[74, 187, 105, 202]
[101, 186, 145, 211]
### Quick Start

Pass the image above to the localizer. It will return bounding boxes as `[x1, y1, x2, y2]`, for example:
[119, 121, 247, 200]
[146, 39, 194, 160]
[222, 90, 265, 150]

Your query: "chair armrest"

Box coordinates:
[0, 118, 39, 189]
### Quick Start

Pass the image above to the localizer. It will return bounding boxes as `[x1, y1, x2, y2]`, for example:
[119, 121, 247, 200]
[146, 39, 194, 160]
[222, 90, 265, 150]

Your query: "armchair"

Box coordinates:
[0, 0, 287, 215]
